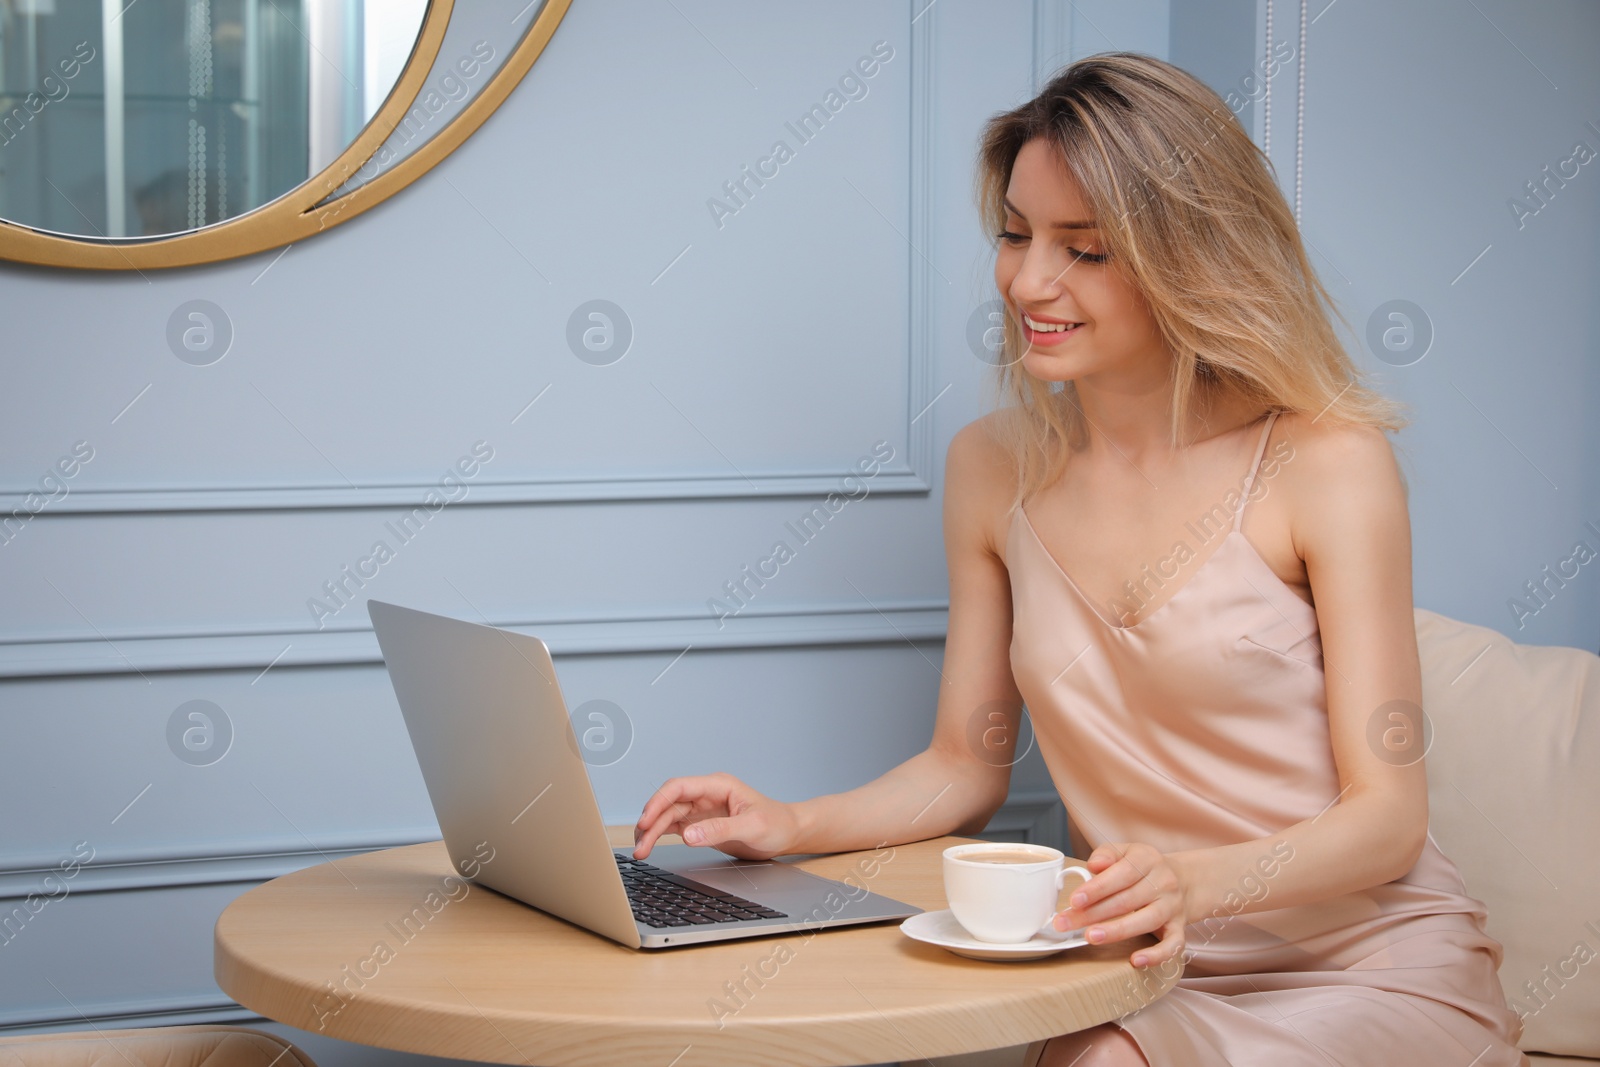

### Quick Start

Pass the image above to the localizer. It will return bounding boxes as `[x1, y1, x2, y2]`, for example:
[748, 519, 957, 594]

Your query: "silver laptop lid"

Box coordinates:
[367, 599, 644, 949]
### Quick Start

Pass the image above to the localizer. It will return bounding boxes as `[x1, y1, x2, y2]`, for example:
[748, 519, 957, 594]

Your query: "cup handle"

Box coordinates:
[1055, 864, 1093, 893]
[1052, 865, 1094, 931]
[1056, 863, 1094, 921]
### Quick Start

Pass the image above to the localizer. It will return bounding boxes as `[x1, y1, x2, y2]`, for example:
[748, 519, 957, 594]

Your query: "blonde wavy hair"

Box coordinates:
[975, 51, 1409, 506]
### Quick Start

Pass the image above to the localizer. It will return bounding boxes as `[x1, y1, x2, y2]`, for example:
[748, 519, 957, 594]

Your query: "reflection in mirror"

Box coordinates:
[0, 0, 427, 241]
[319, 0, 548, 203]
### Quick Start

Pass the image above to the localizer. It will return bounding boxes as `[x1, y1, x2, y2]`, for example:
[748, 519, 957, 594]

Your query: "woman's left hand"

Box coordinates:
[1052, 841, 1190, 970]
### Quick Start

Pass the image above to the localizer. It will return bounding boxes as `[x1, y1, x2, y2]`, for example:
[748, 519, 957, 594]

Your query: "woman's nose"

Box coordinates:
[1010, 249, 1068, 305]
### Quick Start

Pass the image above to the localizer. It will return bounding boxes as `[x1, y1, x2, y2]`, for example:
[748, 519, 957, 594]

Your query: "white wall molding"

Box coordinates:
[0, 998, 251, 1034]
[0, 786, 1056, 897]
[1032, 0, 1075, 89]
[18, 470, 934, 516]
[906, 0, 939, 495]
[0, 784, 1058, 898]
[0, 832, 433, 898]
[0, 601, 950, 679]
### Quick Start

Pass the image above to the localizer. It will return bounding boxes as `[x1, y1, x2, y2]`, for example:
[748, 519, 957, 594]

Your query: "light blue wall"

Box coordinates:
[1282, 0, 1600, 648]
[1, 1, 1595, 1064]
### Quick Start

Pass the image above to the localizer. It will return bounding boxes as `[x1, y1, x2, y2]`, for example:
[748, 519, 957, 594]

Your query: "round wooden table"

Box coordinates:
[215, 826, 1175, 1067]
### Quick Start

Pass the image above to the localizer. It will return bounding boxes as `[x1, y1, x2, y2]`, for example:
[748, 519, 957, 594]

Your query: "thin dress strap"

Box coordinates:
[1233, 410, 1280, 532]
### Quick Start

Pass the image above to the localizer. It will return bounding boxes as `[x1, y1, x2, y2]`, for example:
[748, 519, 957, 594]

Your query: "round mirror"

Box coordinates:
[0, 0, 570, 269]
[1, 0, 430, 239]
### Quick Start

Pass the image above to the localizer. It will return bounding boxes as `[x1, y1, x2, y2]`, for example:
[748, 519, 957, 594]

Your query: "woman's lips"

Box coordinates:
[1022, 319, 1083, 346]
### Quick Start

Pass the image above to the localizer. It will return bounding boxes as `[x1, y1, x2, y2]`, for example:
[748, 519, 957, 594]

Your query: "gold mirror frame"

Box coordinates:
[0, 0, 572, 272]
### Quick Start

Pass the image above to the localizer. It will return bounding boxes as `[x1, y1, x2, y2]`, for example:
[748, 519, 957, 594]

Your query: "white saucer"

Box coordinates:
[900, 909, 1089, 961]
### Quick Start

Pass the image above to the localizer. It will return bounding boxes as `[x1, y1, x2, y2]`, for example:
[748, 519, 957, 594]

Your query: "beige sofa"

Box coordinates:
[934, 607, 1600, 1066]
[0, 1026, 316, 1067]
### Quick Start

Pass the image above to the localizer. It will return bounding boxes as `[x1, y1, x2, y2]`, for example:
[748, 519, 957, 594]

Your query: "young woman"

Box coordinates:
[633, 53, 1526, 1066]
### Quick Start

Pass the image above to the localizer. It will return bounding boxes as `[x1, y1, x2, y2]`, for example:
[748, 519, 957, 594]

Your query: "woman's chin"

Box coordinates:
[1018, 350, 1078, 382]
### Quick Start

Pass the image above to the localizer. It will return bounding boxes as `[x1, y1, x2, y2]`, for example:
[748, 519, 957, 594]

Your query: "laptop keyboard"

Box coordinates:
[614, 853, 789, 928]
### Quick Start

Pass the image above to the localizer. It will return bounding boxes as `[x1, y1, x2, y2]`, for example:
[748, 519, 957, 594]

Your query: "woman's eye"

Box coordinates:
[995, 230, 1108, 264]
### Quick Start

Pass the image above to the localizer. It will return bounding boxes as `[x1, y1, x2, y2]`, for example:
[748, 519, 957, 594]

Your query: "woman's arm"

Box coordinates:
[1057, 417, 1430, 966]
[634, 417, 1026, 858]
[789, 417, 1032, 854]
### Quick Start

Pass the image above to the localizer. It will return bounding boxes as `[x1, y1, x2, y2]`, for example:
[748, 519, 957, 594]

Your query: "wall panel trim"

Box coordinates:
[0, 602, 951, 679]
[1032, 0, 1076, 87]
[0, 998, 250, 1034]
[0, 832, 435, 899]
[16, 470, 933, 516]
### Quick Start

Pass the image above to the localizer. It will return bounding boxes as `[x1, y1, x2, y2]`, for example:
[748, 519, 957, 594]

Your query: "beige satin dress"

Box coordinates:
[1006, 411, 1528, 1065]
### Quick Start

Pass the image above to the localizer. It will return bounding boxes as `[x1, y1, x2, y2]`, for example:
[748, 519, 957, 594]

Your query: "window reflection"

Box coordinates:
[0, 0, 425, 240]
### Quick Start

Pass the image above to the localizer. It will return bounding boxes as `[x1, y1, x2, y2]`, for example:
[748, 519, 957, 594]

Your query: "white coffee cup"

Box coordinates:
[943, 842, 1092, 944]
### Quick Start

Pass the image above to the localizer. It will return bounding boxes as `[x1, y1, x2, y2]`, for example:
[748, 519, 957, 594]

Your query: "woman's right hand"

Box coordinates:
[631, 772, 802, 861]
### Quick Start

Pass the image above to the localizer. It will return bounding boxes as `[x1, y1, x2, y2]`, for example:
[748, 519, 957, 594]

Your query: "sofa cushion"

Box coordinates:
[1415, 607, 1600, 1058]
[0, 1026, 316, 1067]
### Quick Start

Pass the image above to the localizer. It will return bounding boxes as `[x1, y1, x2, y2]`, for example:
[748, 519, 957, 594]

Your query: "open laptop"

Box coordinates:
[366, 599, 922, 949]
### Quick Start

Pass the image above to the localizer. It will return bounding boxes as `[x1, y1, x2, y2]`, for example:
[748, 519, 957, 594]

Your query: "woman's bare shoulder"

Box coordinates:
[1272, 409, 1401, 488]
[1271, 409, 1408, 553]
[945, 411, 1023, 560]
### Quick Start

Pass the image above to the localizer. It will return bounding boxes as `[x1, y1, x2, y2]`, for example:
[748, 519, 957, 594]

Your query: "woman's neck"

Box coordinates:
[1065, 378, 1254, 460]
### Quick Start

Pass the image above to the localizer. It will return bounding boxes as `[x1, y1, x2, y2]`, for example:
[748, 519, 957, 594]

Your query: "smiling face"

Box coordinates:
[995, 138, 1170, 388]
